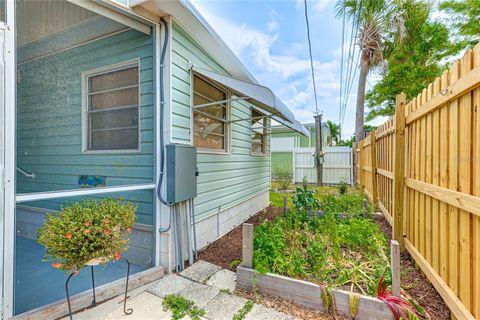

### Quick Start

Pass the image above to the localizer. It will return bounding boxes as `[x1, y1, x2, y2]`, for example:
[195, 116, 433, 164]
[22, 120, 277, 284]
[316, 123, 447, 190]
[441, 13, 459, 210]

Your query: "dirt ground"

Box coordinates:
[198, 206, 451, 320]
[373, 214, 450, 320]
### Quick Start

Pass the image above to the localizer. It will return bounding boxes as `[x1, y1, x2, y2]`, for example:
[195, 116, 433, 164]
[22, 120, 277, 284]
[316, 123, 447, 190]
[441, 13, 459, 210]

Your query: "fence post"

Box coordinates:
[393, 93, 406, 249]
[358, 140, 364, 189]
[391, 240, 401, 296]
[370, 132, 378, 205]
[242, 223, 254, 268]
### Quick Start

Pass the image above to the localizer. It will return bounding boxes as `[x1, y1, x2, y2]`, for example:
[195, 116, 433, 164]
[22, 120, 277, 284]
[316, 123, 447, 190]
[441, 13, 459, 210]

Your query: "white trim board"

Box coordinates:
[15, 183, 156, 203]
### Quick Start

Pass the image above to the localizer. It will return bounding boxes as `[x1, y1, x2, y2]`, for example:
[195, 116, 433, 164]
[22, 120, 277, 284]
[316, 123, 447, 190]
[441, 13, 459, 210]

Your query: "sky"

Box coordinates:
[189, 0, 387, 139]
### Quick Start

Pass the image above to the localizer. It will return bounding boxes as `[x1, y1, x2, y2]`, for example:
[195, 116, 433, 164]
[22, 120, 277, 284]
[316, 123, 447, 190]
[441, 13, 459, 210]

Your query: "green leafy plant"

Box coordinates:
[37, 198, 137, 272]
[232, 300, 254, 320]
[229, 259, 241, 270]
[292, 186, 320, 213]
[338, 179, 349, 195]
[162, 294, 205, 320]
[273, 166, 292, 191]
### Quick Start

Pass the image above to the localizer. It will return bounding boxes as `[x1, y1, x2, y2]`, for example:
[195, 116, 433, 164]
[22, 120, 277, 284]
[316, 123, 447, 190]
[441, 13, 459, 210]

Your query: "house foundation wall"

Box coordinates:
[159, 190, 269, 272]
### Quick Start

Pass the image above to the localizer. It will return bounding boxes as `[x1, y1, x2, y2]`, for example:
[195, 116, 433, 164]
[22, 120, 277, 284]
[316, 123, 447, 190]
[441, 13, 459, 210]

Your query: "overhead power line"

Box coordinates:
[304, 0, 319, 115]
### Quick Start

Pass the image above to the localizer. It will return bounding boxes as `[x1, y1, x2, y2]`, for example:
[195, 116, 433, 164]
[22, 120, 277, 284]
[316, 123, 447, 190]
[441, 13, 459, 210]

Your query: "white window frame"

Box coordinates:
[81, 58, 141, 154]
[251, 108, 268, 156]
[191, 73, 231, 154]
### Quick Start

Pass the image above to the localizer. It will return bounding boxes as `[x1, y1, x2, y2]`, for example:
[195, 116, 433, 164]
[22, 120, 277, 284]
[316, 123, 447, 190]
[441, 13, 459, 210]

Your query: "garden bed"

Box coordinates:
[199, 186, 450, 319]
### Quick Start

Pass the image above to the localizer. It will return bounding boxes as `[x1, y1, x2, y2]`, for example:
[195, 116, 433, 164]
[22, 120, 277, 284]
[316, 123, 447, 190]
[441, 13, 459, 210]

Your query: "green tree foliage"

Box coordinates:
[335, 0, 395, 144]
[440, 0, 480, 48]
[366, 0, 457, 120]
[326, 120, 340, 145]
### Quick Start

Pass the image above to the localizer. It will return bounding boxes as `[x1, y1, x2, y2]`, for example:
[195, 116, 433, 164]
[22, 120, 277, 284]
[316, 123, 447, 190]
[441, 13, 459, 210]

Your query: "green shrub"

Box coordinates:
[292, 186, 320, 213]
[338, 179, 349, 194]
[273, 166, 292, 190]
[37, 198, 137, 272]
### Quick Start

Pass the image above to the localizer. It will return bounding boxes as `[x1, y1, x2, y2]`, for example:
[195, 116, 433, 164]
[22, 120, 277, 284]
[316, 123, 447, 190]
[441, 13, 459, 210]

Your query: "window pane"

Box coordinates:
[194, 132, 224, 150]
[90, 87, 138, 110]
[193, 76, 226, 102]
[89, 67, 138, 92]
[194, 103, 226, 120]
[90, 107, 138, 130]
[193, 75, 228, 150]
[91, 128, 138, 150]
[251, 132, 264, 154]
[251, 110, 265, 154]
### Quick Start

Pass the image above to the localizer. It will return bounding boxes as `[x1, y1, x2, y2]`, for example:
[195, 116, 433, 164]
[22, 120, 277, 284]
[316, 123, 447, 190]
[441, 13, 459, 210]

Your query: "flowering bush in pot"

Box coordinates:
[37, 198, 137, 272]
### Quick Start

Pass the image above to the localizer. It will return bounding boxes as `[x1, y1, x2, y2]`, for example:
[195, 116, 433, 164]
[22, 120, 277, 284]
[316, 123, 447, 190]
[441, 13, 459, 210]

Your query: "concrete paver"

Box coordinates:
[180, 260, 221, 283]
[99, 291, 169, 320]
[203, 292, 248, 319]
[70, 261, 295, 320]
[205, 269, 236, 293]
[148, 274, 194, 298]
[177, 281, 220, 308]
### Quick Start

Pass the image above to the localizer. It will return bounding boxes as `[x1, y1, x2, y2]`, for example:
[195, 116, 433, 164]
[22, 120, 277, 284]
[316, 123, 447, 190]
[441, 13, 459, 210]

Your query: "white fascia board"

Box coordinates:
[68, 0, 152, 34]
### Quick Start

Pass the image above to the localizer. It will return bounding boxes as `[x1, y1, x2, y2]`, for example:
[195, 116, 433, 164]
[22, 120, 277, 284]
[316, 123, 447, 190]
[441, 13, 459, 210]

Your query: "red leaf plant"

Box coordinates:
[377, 274, 418, 320]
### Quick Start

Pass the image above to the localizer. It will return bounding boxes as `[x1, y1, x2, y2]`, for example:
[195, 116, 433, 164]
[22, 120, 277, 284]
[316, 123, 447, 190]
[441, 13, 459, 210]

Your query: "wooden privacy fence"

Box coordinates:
[357, 44, 480, 320]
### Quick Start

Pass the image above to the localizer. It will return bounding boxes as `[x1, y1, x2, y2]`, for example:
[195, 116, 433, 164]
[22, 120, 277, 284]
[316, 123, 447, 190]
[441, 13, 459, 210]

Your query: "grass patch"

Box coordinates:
[162, 294, 205, 320]
[261, 187, 387, 296]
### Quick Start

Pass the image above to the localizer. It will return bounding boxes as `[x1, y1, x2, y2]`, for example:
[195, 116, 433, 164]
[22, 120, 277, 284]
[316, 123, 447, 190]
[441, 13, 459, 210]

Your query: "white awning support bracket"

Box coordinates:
[190, 65, 309, 137]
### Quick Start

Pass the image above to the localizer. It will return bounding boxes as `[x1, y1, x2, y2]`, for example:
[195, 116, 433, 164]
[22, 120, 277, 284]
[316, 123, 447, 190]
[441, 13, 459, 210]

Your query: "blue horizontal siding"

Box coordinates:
[171, 21, 270, 220]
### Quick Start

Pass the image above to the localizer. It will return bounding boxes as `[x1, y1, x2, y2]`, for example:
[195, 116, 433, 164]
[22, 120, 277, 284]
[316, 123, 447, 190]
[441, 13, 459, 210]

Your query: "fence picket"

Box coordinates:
[356, 44, 480, 319]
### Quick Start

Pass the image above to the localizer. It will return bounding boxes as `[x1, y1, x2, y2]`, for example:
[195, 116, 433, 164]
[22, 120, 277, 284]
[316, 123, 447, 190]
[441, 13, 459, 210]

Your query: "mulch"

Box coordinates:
[373, 214, 451, 320]
[198, 206, 451, 320]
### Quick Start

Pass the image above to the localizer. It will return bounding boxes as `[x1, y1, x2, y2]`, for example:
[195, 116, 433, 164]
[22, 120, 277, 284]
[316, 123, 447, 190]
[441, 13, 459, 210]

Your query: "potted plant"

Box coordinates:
[37, 198, 137, 273]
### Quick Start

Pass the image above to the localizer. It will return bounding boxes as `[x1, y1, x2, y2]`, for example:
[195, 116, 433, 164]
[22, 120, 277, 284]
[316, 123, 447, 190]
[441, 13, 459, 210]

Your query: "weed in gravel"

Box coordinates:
[162, 294, 205, 320]
[232, 300, 254, 320]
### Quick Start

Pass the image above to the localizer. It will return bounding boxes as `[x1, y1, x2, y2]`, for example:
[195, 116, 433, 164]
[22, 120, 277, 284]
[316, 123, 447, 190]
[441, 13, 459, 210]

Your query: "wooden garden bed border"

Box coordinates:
[238, 223, 398, 320]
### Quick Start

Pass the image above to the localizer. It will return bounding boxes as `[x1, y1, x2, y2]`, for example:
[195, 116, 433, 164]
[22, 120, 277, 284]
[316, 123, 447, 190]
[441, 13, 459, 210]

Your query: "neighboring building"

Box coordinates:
[0, 1, 307, 317]
[271, 123, 330, 174]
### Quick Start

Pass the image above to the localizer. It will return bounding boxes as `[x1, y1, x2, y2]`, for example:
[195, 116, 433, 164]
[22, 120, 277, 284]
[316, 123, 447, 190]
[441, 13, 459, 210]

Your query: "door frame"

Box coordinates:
[3, 0, 16, 317]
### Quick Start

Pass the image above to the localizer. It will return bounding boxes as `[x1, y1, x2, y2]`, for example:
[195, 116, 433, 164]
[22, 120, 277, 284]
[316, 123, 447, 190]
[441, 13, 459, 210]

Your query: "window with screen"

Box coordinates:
[251, 109, 266, 155]
[84, 62, 139, 151]
[193, 75, 229, 152]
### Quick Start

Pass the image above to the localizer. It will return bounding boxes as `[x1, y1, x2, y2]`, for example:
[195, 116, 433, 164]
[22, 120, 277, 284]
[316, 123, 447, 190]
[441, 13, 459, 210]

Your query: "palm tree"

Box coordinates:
[335, 0, 394, 144]
[326, 120, 340, 146]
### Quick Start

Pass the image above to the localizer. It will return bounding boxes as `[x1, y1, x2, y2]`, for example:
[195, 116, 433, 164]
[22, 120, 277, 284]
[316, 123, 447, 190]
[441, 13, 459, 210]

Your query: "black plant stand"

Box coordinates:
[65, 258, 133, 320]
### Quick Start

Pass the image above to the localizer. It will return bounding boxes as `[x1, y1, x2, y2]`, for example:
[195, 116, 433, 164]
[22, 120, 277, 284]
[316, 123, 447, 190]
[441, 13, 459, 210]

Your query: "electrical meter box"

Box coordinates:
[166, 144, 198, 204]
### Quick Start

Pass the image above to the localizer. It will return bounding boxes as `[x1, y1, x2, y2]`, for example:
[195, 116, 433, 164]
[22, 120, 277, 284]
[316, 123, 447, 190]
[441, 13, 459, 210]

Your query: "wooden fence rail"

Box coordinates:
[357, 43, 480, 320]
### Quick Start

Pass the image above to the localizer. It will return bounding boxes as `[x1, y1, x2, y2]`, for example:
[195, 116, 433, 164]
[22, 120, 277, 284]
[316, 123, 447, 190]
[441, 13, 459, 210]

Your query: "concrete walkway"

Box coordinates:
[67, 261, 295, 320]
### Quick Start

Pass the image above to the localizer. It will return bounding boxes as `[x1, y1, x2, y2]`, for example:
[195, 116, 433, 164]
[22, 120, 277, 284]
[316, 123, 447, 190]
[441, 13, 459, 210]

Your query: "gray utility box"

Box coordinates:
[166, 144, 198, 204]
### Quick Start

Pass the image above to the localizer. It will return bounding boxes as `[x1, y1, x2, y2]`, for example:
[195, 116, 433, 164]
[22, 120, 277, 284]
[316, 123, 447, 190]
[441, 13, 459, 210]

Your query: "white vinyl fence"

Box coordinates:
[293, 147, 352, 185]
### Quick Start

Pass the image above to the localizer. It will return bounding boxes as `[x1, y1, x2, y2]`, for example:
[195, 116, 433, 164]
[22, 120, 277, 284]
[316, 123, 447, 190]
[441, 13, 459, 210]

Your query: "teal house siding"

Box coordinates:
[16, 29, 155, 224]
[171, 21, 270, 221]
